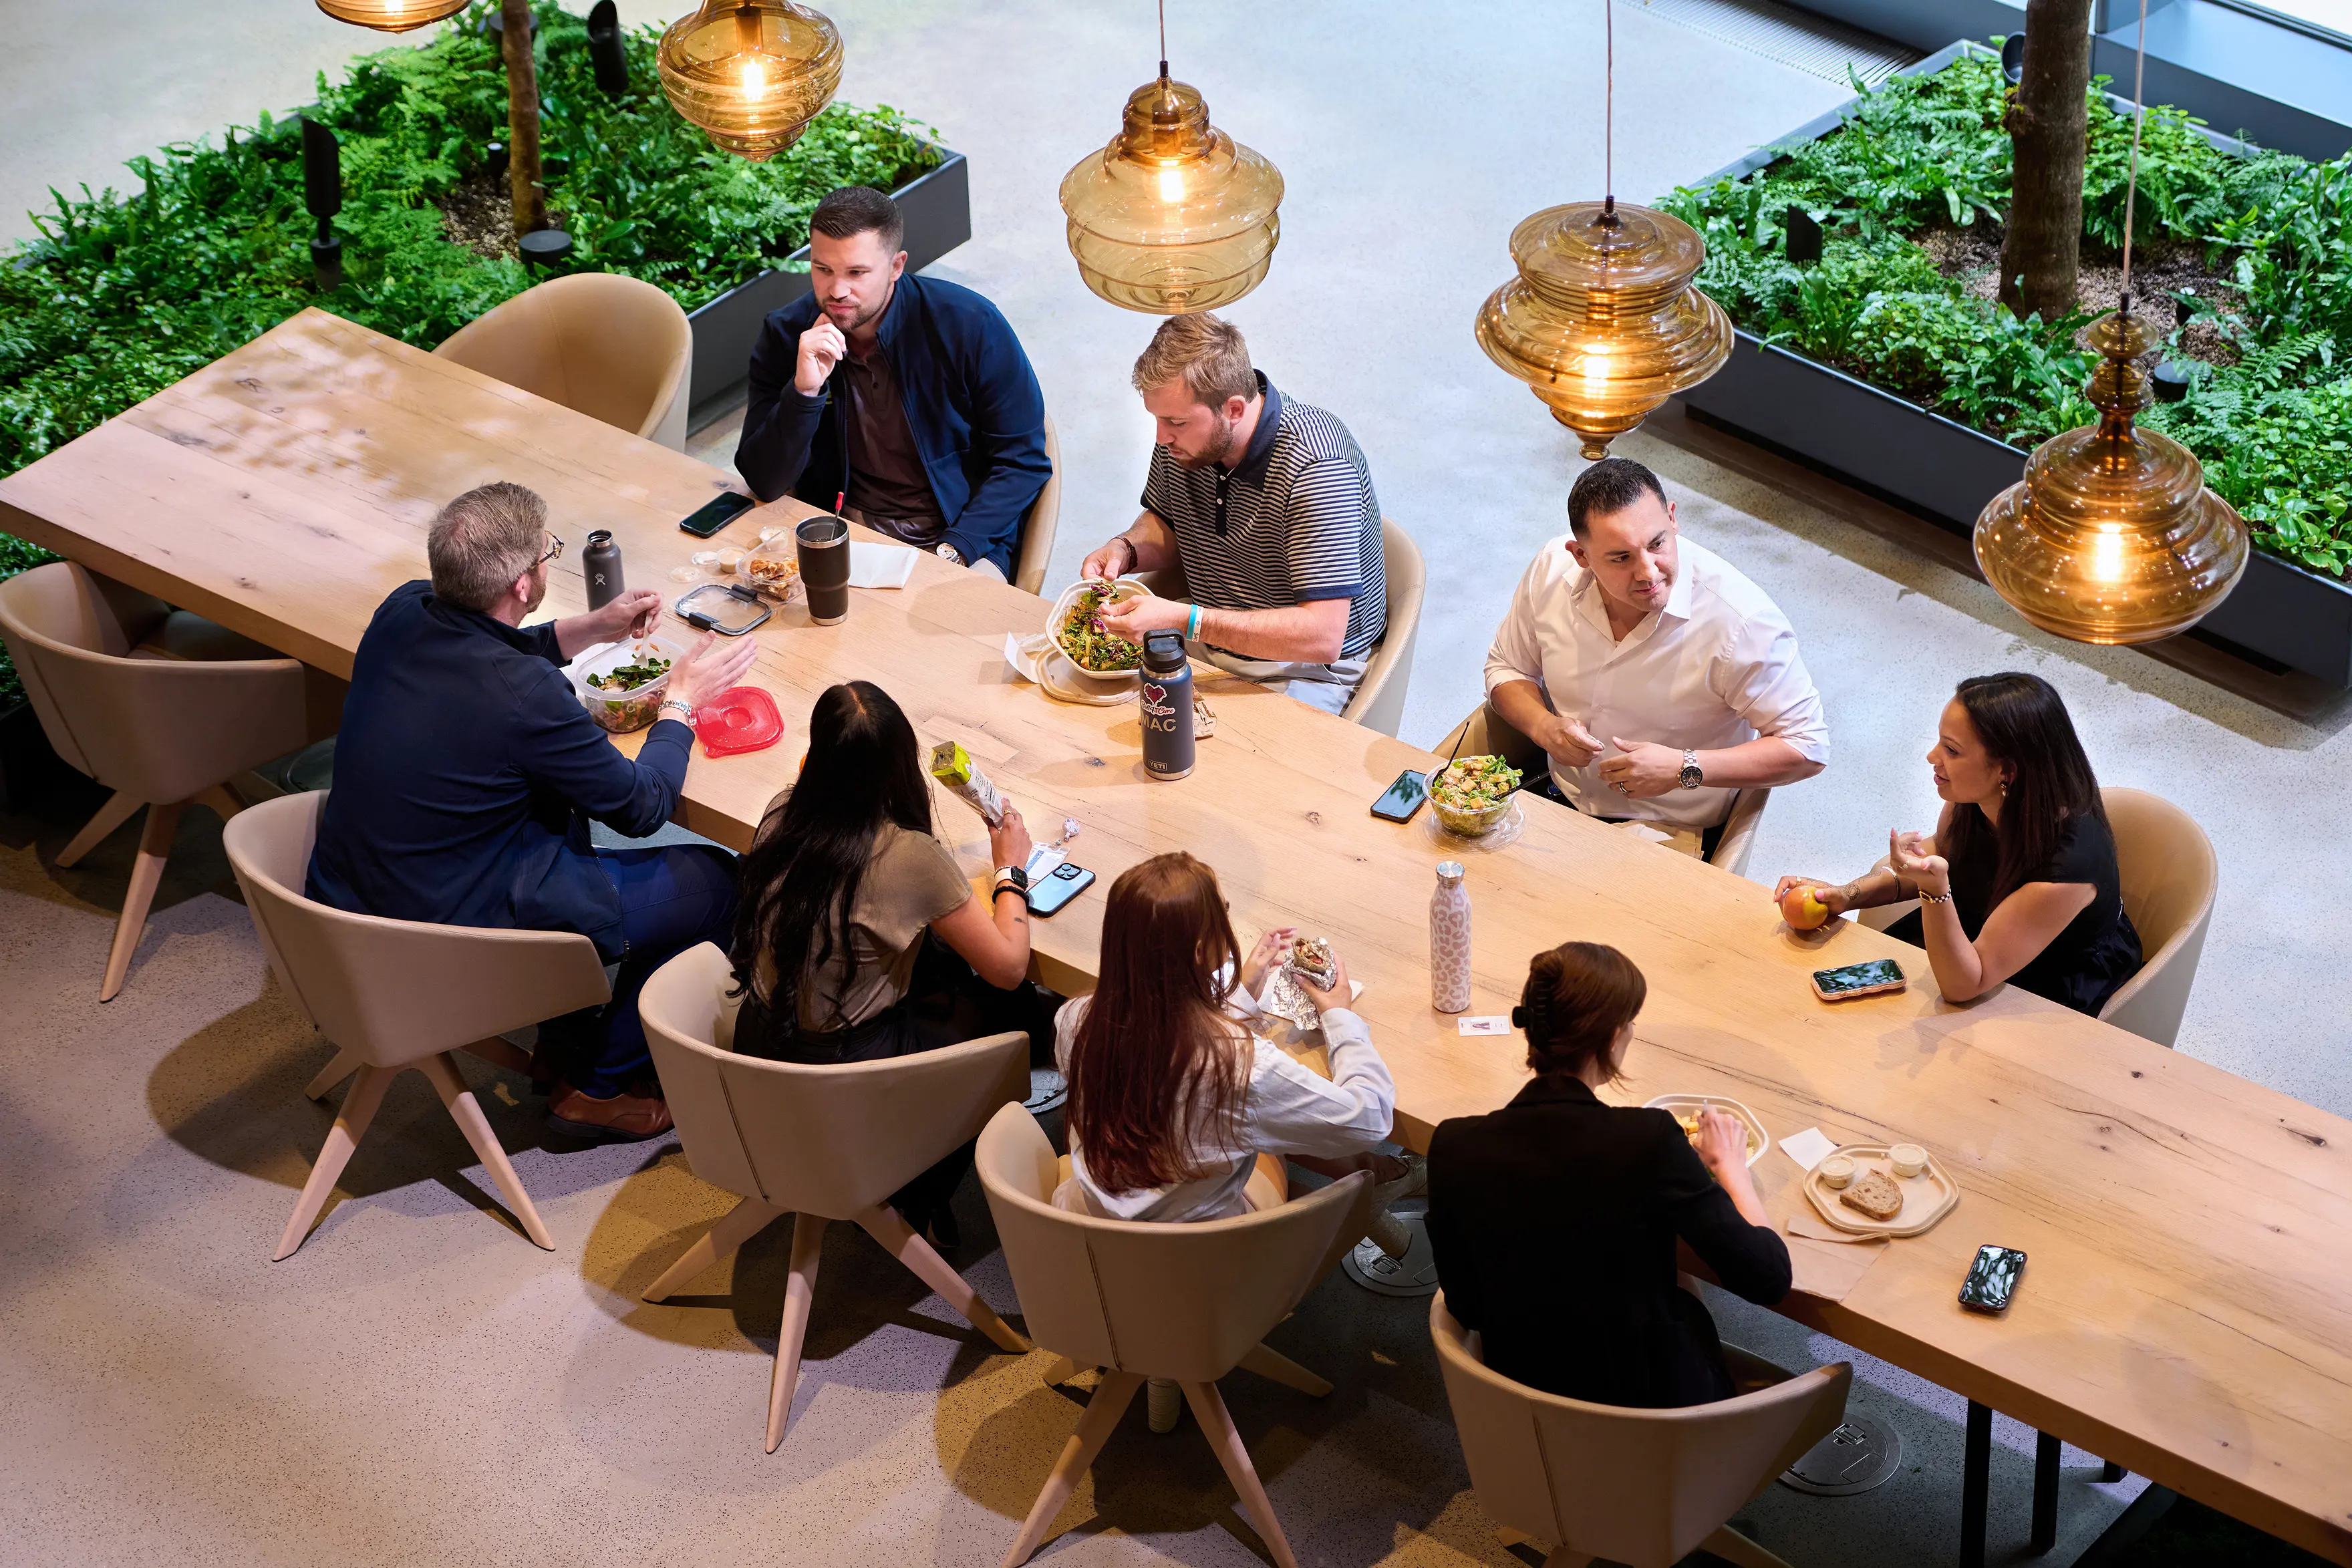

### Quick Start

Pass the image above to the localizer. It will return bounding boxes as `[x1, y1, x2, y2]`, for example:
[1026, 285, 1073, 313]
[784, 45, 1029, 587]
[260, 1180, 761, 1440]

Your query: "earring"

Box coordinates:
[1999, 779, 2009, 798]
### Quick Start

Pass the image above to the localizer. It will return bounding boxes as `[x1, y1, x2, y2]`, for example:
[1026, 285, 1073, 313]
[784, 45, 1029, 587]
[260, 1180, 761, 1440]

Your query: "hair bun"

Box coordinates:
[1509, 1005, 1529, 1028]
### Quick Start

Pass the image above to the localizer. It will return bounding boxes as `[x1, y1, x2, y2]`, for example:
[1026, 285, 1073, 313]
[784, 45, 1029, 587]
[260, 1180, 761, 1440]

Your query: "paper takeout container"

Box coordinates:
[1046, 577, 1148, 688]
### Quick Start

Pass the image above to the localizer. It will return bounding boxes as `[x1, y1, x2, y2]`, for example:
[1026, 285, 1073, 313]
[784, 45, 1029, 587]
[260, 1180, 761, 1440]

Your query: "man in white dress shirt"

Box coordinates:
[1483, 458, 1828, 856]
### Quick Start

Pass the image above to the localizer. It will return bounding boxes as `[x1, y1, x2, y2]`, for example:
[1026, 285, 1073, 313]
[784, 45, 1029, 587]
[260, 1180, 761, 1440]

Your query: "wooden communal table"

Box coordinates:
[5, 309, 2349, 1563]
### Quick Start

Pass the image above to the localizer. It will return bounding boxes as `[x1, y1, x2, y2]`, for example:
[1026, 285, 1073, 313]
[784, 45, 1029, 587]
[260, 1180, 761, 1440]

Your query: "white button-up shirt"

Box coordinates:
[1483, 535, 1829, 830]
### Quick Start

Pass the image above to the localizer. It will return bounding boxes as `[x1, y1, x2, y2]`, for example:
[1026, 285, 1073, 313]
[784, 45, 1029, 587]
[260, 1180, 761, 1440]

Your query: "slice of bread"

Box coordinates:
[1839, 1169, 1905, 1222]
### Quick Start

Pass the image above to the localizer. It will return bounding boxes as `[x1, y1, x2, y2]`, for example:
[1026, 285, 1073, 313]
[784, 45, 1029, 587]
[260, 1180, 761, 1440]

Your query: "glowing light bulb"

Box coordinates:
[1157, 166, 1187, 204]
[2091, 523, 2127, 585]
[741, 57, 767, 99]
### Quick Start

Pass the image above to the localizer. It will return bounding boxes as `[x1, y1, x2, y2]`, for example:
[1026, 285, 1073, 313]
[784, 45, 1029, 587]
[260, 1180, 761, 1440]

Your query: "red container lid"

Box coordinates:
[694, 685, 783, 758]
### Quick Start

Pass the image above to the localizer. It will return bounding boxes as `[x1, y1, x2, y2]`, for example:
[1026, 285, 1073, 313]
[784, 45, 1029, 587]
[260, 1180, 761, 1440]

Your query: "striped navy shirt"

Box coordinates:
[1141, 374, 1387, 661]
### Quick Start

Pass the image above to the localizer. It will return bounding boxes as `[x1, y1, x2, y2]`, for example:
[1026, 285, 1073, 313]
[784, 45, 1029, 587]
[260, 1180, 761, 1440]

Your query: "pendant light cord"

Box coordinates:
[1158, 0, 1168, 80]
[2119, 0, 2148, 317]
[1604, 0, 1616, 220]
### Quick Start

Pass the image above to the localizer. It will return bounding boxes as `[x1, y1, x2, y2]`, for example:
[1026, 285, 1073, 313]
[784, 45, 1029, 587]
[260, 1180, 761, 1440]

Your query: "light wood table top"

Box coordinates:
[6, 310, 2349, 1562]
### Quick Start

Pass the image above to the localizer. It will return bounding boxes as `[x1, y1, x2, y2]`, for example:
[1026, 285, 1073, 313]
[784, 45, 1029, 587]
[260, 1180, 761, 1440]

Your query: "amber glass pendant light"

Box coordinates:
[315, 0, 467, 33]
[1474, 0, 1730, 458]
[1058, 0, 1284, 314]
[658, 0, 844, 162]
[1972, 0, 2248, 643]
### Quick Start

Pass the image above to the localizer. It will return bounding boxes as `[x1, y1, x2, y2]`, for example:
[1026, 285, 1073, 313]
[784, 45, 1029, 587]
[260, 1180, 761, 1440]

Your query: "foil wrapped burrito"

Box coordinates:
[1259, 936, 1338, 1033]
[927, 740, 1005, 827]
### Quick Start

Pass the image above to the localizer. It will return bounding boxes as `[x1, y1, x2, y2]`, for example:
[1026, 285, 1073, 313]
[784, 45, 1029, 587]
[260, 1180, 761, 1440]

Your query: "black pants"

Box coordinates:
[734, 935, 1062, 1221]
[1527, 773, 1729, 861]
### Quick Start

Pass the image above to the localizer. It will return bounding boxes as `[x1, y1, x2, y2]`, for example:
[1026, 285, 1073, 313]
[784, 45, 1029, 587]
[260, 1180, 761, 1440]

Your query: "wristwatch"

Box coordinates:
[993, 864, 1029, 907]
[1678, 748, 1703, 790]
[935, 542, 964, 565]
[658, 698, 696, 725]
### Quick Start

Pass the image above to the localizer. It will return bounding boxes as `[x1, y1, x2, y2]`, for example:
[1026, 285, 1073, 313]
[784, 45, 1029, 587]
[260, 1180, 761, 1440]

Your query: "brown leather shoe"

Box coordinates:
[547, 1082, 674, 1142]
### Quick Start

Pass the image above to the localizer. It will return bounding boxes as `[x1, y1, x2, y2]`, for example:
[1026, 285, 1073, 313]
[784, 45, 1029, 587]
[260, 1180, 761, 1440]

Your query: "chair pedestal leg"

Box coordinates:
[304, 1046, 362, 1102]
[1237, 1340, 1332, 1397]
[765, 1215, 825, 1454]
[642, 1194, 788, 1303]
[100, 800, 182, 1001]
[857, 1205, 1031, 1353]
[1180, 1379, 1299, 1568]
[417, 1052, 552, 1250]
[192, 782, 246, 822]
[276, 1062, 394, 1259]
[1702, 1524, 1795, 1568]
[57, 789, 142, 867]
[1002, 1371, 1143, 1568]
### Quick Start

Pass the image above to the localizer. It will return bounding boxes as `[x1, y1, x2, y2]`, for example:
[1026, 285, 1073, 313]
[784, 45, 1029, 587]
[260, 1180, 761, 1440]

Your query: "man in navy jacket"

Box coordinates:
[734, 186, 1050, 579]
[308, 482, 756, 1140]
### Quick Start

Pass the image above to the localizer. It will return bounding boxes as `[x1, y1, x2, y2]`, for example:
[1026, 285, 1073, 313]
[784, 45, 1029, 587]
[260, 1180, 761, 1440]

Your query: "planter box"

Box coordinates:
[685, 148, 970, 424]
[1673, 48, 2352, 687]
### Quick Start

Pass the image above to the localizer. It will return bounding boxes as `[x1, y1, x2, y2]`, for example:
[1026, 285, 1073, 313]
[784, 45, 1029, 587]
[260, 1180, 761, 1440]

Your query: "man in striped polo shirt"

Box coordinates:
[1080, 313, 1386, 715]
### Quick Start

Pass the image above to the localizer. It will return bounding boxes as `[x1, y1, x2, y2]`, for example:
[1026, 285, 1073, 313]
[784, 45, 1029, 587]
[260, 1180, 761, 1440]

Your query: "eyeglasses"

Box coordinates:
[537, 533, 565, 567]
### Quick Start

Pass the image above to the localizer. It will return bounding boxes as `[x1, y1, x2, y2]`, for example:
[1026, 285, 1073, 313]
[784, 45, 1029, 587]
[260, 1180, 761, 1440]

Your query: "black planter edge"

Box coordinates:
[1672, 46, 2352, 688]
[684, 146, 970, 425]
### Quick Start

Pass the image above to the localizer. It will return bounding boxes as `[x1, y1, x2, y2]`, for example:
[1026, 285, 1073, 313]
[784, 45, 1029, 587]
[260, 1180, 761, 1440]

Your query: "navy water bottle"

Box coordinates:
[1141, 630, 1195, 782]
[582, 529, 623, 611]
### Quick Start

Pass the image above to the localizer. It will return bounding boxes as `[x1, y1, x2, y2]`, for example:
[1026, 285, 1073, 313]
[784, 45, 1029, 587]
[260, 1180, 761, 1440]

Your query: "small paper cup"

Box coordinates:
[1888, 1143, 1928, 1179]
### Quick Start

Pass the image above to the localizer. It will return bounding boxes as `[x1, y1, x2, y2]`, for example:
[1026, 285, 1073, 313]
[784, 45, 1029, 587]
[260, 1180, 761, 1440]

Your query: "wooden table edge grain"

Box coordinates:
[3, 308, 2347, 1564]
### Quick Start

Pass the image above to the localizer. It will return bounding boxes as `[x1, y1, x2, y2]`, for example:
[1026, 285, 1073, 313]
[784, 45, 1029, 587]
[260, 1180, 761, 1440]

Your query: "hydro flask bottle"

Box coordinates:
[582, 529, 623, 611]
[1140, 629, 1195, 782]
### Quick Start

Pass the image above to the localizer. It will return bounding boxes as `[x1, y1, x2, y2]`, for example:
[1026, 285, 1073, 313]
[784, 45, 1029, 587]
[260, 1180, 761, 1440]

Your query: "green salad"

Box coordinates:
[1058, 584, 1144, 673]
[1431, 754, 1522, 812]
[586, 655, 672, 692]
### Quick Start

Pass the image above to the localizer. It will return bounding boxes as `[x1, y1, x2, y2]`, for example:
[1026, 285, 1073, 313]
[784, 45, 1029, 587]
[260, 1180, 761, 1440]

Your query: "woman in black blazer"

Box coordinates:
[1425, 942, 1791, 1409]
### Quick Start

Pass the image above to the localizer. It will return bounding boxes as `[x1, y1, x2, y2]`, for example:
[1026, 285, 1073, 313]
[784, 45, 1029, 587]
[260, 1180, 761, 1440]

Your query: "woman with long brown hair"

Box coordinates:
[1425, 942, 1789, 1408]
[1056, 852, 1396, 1222]
[1775, 671, 2142, 1014]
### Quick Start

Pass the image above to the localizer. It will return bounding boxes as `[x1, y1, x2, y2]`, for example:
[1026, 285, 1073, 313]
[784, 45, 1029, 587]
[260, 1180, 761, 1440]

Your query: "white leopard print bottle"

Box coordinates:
[1431, 860, 1471, 1013]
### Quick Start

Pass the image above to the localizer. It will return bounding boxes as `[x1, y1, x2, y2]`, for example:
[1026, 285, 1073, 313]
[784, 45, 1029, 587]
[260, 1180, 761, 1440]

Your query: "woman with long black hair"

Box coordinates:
[1777, 671, 2143, 1014]
[728, 681, 1038, 1241]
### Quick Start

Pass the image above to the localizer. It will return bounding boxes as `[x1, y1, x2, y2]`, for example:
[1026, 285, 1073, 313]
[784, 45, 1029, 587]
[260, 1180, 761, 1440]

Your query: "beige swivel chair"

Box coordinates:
[1432, 1294, 1850, 1568]
[1011, 412, 1061, 596]
[1435, 700, 1769, 877]
[635, 942, 1032, 1452]
[0, 561, 309, 999]
[976, 1102, 1376, 1568]
[222, 792, 609, 1259]
[434, 273, 694, 452]
[1344, 516, 1425, 738]
[2097, 786, 2216, 1048]
[1856, 786, 2215, 1048]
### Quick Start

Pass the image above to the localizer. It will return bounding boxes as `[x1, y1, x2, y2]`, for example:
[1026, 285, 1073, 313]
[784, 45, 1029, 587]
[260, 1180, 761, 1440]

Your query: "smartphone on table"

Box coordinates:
[1028, 861, 1096, 917]
[680, 491, 756, 538]
[1811, 957, 1906, 1002]
[1370, 770, 1429, 823]
[1959, 1245, 2027, 1313]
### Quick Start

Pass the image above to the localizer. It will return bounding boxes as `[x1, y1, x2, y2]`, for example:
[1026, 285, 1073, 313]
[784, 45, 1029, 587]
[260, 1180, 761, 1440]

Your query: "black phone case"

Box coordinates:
[1371, 770, 1429, 823]
[680, 493, 754, 537]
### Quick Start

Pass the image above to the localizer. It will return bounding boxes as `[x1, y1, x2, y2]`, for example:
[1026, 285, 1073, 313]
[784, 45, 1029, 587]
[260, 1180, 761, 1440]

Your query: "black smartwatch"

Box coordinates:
[993, 864, 1030, 907]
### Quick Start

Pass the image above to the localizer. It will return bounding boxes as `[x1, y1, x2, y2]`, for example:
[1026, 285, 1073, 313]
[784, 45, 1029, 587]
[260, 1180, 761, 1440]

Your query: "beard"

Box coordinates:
[1169, 412, 1239, 471]
[523, 565, 549, 615]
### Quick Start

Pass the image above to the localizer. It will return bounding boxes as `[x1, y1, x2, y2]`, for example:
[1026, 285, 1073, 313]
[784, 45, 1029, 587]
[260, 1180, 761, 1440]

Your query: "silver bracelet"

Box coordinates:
[657, 699, 694, 723]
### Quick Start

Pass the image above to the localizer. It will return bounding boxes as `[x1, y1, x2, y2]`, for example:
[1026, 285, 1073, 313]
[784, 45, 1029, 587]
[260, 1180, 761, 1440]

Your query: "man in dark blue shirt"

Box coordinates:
[736, 185, 1050, 579]
[308, 482, 756, 1139]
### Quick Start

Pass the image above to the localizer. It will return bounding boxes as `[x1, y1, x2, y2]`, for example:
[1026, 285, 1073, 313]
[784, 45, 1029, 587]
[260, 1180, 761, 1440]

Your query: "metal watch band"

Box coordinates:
[1679, 748, 1702, 788]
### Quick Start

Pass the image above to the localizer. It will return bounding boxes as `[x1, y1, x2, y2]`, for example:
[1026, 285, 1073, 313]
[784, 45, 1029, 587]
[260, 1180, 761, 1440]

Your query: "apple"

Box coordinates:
[1780, 883, 1831, 931]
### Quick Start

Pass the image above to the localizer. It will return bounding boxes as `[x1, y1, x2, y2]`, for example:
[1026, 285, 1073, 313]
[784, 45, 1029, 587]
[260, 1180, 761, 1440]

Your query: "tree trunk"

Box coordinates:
[1998, 0, 2092, 323]
[501, 0, 548, 237]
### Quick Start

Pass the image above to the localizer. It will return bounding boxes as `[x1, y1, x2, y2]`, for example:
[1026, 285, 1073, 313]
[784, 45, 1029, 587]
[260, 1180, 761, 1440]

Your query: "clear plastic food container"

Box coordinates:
[569, 634, 688, 734]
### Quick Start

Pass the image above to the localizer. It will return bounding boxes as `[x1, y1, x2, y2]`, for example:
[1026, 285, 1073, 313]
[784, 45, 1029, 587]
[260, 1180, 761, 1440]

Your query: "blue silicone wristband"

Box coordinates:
[1187, 604, 1203, 640]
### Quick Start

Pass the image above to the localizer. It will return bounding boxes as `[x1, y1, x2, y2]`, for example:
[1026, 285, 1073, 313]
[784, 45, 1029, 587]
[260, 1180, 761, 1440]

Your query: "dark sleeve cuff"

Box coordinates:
[525, 622, 565, 663]
[1295, 583, 1362, 603]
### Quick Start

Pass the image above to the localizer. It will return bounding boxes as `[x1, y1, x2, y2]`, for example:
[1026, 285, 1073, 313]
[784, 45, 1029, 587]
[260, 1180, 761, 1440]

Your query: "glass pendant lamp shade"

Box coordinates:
[1475, 200, 1732, 460]
[314, 0, 467, 31]
[658, 0, 843, 162]
[1059, 76, 1284, 315]
[1972, 311, 2248, 644]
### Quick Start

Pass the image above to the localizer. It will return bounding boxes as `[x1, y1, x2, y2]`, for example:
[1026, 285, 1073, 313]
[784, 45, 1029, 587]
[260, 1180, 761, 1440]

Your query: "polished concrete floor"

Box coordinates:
[1, 1, 2343, 1565]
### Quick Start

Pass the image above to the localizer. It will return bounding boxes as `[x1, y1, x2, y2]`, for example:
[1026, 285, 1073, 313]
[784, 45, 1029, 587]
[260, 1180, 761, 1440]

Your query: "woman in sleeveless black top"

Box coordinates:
[1775, 672, 2142, 1015]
